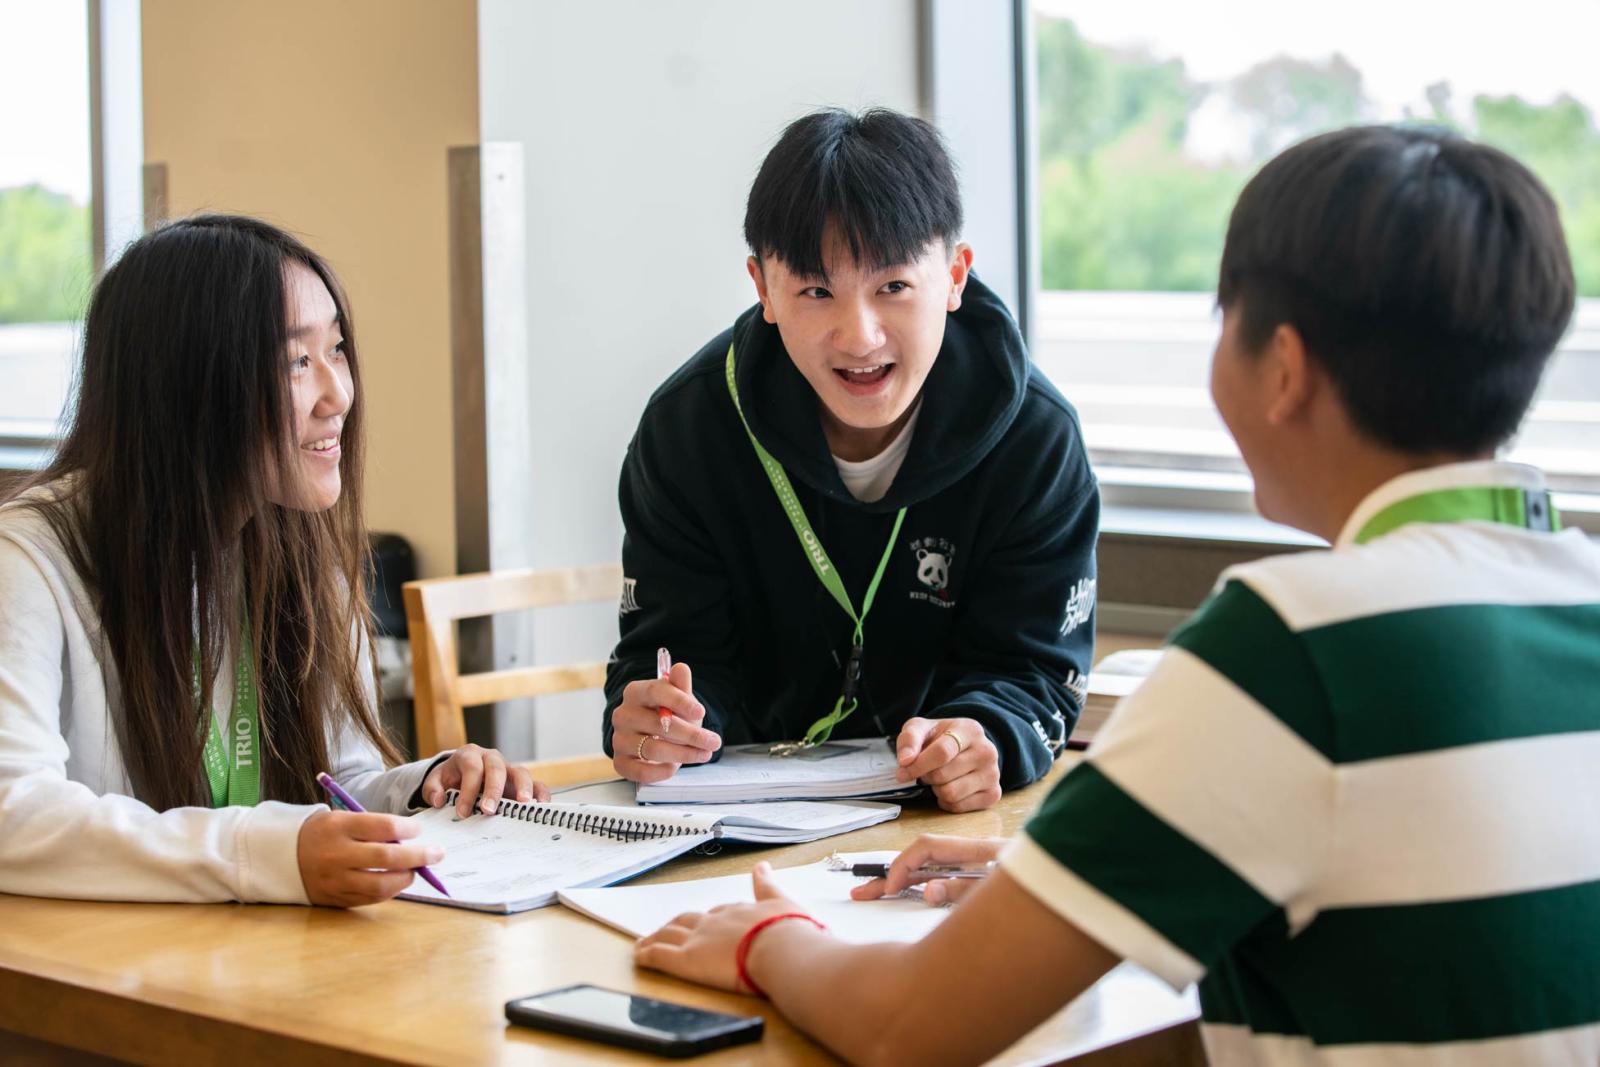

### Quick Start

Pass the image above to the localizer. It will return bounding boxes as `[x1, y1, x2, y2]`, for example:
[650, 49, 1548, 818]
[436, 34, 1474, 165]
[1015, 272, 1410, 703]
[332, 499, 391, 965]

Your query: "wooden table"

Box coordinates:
[0, 760, 1201, 1066]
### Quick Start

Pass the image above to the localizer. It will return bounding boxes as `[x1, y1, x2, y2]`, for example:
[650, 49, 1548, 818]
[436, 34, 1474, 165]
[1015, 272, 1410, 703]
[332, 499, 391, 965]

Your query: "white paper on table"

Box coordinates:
[560, 851, 1201, 1061]
[559, 851, 941, 942]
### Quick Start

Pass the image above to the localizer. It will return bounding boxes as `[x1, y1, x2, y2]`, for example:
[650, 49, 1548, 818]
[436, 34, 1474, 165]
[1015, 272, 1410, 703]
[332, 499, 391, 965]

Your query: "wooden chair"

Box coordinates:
[403, 563, 624, 758]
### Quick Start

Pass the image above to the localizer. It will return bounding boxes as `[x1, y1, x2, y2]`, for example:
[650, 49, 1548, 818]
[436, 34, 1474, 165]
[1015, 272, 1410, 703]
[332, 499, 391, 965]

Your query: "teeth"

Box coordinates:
[305, 437, 338, 452]
[842, 365, 887, 376]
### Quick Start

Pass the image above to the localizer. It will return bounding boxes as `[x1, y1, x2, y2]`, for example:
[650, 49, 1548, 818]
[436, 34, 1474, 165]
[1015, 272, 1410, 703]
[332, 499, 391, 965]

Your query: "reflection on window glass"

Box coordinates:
[0, 0, 91, 437]
[1032, 0, 1600, 489]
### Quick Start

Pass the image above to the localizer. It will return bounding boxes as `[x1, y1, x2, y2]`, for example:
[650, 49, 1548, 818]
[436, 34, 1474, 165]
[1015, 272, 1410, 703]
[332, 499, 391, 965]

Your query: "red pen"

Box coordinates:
[657, 647, 673, 735]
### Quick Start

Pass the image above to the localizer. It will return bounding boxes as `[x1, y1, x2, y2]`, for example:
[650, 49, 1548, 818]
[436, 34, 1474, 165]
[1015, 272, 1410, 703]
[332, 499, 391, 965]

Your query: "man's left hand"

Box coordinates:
[894, 717, 1001, 812]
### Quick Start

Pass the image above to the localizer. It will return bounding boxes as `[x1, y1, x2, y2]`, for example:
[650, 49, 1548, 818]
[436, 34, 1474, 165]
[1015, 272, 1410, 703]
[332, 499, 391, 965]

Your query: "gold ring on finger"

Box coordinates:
[635, 734, 650, 760]
[941, 728, 966, 755]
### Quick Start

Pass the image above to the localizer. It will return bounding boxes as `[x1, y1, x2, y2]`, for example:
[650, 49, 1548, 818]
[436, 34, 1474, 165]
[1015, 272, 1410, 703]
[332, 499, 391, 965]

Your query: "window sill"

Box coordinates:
[1097, 465, 1600, 543]
[1101, 504, 1322, 548]
[0, 440, 54, 473]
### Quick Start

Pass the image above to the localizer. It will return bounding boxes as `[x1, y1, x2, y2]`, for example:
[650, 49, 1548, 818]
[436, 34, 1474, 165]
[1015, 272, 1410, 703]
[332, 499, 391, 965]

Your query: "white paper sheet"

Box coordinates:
[559, 851, 944, 942]
[560, 852, 1201, 1062]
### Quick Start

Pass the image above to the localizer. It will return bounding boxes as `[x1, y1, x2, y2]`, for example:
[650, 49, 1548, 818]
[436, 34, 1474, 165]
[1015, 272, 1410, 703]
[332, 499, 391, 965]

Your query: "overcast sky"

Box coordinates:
[1034, 0, 1600, 119]
[0, 1, 91, 202]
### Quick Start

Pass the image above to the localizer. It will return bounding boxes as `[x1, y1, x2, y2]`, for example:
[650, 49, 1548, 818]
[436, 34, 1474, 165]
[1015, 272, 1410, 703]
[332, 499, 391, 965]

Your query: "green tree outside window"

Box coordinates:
[1036, 17, 1600, 297]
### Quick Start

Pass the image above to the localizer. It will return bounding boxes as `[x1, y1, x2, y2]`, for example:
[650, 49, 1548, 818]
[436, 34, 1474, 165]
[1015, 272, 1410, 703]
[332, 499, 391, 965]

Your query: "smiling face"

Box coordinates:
[268, 261, 353, 511]
[748, 227, 972, 462]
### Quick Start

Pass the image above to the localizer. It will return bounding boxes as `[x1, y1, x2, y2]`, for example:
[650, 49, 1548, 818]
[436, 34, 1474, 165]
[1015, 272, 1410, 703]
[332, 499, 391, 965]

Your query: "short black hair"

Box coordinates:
[744, 107, 963, 280]
[1218, 125, 1575, 455]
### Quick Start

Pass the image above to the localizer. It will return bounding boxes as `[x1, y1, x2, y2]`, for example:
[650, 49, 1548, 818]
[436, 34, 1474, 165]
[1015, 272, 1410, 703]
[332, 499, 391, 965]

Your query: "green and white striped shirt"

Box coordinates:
[1003, 461, 1600, 1065]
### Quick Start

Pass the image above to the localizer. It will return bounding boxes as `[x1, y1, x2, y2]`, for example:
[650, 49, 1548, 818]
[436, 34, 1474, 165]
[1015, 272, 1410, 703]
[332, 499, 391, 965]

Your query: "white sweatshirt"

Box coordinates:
[0, 491, 442, 904]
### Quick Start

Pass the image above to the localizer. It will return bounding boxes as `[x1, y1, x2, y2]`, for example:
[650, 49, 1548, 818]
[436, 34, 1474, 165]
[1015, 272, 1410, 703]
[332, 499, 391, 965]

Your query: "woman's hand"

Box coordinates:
[297, 810, 442, 907]
[421, 743, 550, 817]
[850, 833, 1007, 906]
[635, 862, 817, 993]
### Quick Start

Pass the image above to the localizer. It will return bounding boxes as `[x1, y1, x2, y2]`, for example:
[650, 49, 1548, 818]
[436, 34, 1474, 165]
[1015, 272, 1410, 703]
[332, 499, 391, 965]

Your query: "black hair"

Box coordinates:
[1218, 124, 1575, 455]
[14, 214, 400, 811]
[744, 107, 963, 280]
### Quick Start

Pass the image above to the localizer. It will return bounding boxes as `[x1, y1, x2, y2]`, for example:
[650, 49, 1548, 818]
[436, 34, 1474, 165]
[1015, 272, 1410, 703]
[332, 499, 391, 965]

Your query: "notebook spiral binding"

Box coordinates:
[439, 790, 700, 842]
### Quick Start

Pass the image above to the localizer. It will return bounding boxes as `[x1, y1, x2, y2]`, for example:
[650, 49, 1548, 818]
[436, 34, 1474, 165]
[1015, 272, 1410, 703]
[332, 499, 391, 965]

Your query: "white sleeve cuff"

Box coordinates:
[238, 801, 321, 904]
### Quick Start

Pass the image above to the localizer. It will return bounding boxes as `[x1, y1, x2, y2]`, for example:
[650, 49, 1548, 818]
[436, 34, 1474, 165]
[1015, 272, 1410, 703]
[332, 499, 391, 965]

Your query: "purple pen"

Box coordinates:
[316, 771, 450, 897]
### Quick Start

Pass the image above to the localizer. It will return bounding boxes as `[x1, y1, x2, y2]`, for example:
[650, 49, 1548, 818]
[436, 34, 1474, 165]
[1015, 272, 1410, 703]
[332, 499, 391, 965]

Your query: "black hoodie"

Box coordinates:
[603, 277, 1099, 789]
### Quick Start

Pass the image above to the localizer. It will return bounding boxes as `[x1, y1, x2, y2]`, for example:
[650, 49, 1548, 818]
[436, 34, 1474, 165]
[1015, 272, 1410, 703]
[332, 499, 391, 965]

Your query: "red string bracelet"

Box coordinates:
[734, 912, 827, 998]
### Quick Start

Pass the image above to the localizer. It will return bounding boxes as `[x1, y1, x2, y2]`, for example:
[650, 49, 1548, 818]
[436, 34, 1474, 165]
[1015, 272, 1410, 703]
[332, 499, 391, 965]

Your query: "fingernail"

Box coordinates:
[898, 749, 914, 763]
[518, 791, 532, 802]
[482, 799, 498, 815]
[426, 848, 445, 863]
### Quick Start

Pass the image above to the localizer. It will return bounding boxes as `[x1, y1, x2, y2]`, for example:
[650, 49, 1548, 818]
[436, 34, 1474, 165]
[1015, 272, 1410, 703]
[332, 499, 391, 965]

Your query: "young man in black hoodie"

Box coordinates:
[604, 108, 1099, 812]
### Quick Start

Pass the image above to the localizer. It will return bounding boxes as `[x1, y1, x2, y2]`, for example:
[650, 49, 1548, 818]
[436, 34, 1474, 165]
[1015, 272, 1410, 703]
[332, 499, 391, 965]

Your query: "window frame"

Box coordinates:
[1003, 4, 1600, 542]
[1, 0, 143, 468]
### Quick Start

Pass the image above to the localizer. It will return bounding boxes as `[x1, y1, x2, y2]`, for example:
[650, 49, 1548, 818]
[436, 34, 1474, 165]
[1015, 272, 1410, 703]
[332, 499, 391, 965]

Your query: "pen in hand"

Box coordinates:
[832, 859, 996, 881]
[656, 647, 673, 736]
[316, 771, 450, 897]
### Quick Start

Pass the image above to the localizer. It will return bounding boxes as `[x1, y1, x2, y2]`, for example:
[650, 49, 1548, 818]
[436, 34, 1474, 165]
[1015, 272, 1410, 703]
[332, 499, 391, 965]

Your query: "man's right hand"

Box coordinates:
[849, 833, 1007, 906]
[611, 661, 722, 783]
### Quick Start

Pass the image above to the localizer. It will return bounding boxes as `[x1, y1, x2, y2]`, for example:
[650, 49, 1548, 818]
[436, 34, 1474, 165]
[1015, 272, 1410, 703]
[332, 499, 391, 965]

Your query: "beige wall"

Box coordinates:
[141, 0, 476, 576]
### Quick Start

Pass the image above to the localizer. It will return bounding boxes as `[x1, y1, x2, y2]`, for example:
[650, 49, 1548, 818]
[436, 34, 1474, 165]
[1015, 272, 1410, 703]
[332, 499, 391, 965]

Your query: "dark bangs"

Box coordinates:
[743, 108, 964, 279]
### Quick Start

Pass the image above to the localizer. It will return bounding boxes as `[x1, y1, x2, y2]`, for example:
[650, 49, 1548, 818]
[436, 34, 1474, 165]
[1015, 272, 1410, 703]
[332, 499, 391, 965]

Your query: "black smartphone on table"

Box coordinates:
[505, 983, 764, 1058]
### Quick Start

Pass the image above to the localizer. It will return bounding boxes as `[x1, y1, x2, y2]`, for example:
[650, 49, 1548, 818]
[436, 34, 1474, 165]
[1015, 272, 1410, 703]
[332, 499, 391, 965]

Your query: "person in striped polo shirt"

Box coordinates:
[633, 124, 1596, 1066]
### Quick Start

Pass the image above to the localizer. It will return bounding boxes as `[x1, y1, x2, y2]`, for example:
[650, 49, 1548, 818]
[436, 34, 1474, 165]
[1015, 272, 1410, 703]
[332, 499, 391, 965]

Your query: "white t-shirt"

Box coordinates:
[831, 402, 921, 503]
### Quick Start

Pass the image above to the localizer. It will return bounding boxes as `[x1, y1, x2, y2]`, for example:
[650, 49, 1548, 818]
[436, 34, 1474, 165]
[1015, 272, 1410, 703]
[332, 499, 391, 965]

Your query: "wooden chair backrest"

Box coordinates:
[403, 563, 623, 756]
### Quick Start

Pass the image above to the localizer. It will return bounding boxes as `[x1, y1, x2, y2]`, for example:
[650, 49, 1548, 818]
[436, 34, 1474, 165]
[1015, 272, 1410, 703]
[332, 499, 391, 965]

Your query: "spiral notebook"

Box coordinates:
[398, 788, 900, 914]
[634, 737, 917, 804]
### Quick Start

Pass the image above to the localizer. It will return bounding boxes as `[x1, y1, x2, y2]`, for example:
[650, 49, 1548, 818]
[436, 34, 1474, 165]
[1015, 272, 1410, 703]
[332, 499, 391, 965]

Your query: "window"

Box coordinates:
[1029, 1, 1600, 509]
[0, 0, 93, 450]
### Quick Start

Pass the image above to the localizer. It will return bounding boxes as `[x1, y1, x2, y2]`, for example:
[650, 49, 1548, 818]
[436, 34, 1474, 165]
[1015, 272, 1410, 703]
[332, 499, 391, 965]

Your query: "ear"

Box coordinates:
[945, 243, 974, 312]
[747, 256, 777, 325]
[1264, 323, 1317, 427]
[916, 548, 929, 561]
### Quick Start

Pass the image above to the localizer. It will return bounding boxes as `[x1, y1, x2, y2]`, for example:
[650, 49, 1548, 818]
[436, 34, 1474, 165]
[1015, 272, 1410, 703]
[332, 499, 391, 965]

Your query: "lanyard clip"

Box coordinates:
[1525, 489, 1555, 532]
[841, 642, 864, 703]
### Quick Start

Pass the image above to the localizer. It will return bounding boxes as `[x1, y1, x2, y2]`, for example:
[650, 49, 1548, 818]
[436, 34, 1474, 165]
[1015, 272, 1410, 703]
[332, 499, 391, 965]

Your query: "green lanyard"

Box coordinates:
[725, 343, 907, 746]
[1354, 484, 1559, 545]
[194, 615, 261, 808]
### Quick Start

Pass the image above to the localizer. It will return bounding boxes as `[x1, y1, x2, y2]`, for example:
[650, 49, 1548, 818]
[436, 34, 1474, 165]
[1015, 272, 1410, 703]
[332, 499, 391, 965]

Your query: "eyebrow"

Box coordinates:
[287, 313, 341, 340]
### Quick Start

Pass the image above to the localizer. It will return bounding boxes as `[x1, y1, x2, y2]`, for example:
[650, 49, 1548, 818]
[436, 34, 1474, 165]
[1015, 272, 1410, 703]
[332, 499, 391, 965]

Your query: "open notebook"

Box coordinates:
[398, 789, 900, 914]
[555, 780, 900, 843]
[635, 737, 918, 804]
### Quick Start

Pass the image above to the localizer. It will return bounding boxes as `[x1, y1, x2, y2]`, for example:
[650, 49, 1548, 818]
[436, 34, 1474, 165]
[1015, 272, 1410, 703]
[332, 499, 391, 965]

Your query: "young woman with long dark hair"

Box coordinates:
[0, 214, 548, 907]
